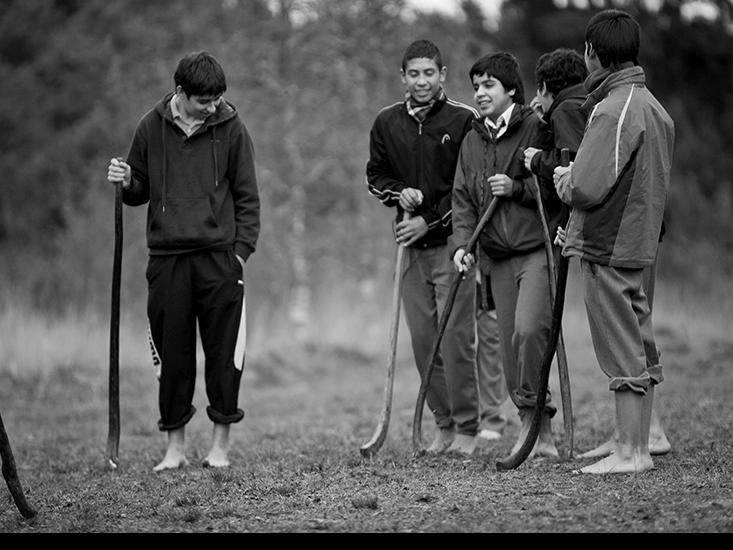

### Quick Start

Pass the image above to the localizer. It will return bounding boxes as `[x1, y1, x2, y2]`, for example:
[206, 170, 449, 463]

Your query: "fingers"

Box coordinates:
[452, 249, 474, 272]
[108, 157, 131, 187]
[399, 188, 424, 211]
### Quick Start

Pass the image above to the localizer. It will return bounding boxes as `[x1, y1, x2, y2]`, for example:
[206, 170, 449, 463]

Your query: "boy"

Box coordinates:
[366, 39, 481, 455]
[452, 52, 561, 459]
[106, 51, 260, 471]
[553, 9, 675, 474]
[522, 48, 588, 184]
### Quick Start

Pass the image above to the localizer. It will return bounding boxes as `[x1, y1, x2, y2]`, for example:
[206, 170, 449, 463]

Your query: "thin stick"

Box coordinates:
[360, 212, 411, 457]
[411, 197, 499, 455]
[0, 408, 37, 518]
[107, 173, 123, 469]
[496, 148, 573, 470]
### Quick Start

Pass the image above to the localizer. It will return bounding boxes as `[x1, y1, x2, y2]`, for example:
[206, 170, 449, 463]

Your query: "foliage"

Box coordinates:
[0, 0, 731, 335]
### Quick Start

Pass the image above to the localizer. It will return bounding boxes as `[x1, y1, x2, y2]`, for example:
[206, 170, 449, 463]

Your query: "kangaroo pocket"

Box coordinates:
[147, 198, 223, 248]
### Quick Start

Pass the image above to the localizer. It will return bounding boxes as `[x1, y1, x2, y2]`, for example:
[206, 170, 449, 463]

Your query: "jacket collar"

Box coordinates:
[582, 66, 646, 110]
[155, 91, 237, 131]
[545, 82, 587, 120]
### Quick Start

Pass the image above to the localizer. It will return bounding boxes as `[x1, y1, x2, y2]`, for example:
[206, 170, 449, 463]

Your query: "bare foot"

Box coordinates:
[202, 451, 230, 468]
[649, 431, 672, 455]
[576, 451, 654, 475]
[580, 434, 671, 458]
[153, 453, 188, 472]
[578, 438, 616, 459]
[510, 413, 558, 459]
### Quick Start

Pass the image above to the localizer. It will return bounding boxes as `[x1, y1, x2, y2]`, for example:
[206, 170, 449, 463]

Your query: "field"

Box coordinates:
[0, 268, 732, 533]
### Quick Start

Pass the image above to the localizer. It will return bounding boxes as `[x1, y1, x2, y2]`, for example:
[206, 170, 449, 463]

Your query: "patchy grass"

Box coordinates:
[0, 276, 732, 532]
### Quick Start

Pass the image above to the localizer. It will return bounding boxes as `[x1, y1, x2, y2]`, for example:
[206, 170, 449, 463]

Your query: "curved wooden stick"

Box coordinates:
[0, 409, 37, 519]
[360, 212, 411, 457]
[107, 175, 123, 469]
[530, 172, 574, 459]
[412, 197, 500, 455]
[496, 148, 572, 470]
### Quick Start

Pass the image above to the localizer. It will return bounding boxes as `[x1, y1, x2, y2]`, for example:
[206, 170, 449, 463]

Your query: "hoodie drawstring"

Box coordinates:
[161, 116, 167, 212]
[212, 126, 219, 187]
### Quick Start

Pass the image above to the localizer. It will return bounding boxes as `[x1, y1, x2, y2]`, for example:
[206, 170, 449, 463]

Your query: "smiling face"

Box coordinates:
[401, 57, 446, 105]
[176, 85, 222, 120]
[472, 72, 515, 121]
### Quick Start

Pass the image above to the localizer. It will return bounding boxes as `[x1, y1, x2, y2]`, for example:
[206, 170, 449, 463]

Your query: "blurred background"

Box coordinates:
[0, 0, 731, 373]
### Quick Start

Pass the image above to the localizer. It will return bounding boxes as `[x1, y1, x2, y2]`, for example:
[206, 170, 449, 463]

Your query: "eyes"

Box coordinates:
[193, 96, 222, 108]
[406, 69, 437, 79]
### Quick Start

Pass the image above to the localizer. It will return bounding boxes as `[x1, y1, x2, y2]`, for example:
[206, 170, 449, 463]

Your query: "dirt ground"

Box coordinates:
[1, 315, 732, 533]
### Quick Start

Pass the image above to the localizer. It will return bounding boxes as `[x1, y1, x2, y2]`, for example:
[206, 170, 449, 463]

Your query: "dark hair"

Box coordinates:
[468, 52, 525, 105]
[402, 39, 443, 71]
[174, 51, 227, 97]
[534, 48, 588, 96]
[585, 9, 640, 68]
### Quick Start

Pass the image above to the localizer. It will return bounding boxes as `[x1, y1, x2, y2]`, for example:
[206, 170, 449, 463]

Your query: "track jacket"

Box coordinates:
[123, 92, 260, 261]
[366, 93, 478, 248]
[530, 82, 588, 180]
[452, 104, 561, 261]
[557, 67, 675, 268]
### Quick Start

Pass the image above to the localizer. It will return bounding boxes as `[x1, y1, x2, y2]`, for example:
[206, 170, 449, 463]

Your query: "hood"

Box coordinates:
[154, 91, 238, 130]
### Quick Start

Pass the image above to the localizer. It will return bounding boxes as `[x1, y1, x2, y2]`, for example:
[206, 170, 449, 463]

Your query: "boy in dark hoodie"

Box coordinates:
[452, 52, 561, 459]
[106, 51, 260, 471]
[522, 48, 588, 184]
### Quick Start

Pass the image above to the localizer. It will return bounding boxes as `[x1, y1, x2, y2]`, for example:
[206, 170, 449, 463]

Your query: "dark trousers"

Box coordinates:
[146, 249, 246, 431]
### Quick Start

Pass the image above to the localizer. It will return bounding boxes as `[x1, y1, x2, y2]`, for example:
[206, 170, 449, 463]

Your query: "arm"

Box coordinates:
[121, 122, 151, 206]
[557, 109, 642, 209]
[530, 106, 586, 182]
[230, 123, 261, 263]
[450, 142, 478, 257]
[365, 117, 405, 208]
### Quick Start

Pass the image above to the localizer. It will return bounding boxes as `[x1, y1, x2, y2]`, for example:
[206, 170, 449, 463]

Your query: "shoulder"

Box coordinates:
[444, 98, 480, 120]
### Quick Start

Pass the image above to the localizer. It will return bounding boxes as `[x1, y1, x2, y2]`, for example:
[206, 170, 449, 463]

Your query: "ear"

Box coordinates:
[400, 68, 407, 85]
[508, 88, 515, 97]
[439, 65, 447, 83]
[585, 42, 596, 60]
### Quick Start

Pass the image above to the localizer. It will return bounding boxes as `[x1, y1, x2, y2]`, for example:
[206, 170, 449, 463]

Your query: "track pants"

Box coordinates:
[487, 248, 556, 417]
[146, 249, 246, 431]
[401, 244, 479, 436]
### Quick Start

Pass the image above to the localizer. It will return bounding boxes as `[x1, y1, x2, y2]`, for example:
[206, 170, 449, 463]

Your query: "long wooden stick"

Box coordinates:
[107, 173, 123, 469]
[360, 212, 411, 457]
[529, 171, 574, 459]
[411, 197, 500, 455]
[496, 148, 573, 470]
[0, 408, 37, 518]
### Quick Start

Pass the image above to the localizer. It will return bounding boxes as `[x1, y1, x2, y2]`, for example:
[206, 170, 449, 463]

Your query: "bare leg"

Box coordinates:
[203, 423, 231, 468]
[579, 392, 671, 458]
[153, 427, 188, 472]
[578, 390, 654, 474]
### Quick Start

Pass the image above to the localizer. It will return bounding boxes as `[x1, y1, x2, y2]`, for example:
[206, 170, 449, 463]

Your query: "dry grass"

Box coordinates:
[0, 272, 732, 532]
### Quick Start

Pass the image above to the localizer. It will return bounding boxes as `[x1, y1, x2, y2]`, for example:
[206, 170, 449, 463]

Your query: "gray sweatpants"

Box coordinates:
[487, 248, 556, 417]
[401, 244, 480, 436]
[581, 260, 663, 394]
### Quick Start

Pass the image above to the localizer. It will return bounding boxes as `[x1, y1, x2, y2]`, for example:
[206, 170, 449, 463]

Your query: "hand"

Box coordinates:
[523, 147, 540, 172]
[553, 164, 572, 196]
[398, 188, 424, 212]
[108, 157, 131, 189]
[530, 96, 544, 119]
[453, 248, 475, 273]
[554, 226, 567, 247]
[487, 174, 513, 197]
[395, 216, 428, 247]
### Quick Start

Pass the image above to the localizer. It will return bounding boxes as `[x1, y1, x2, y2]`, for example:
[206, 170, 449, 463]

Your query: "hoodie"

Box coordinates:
[123, 92, 260, 261]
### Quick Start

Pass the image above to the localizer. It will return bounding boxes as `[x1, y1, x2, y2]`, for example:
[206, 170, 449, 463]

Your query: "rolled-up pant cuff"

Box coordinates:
[515, 392, 557, 418]
[206, 406, 245, 425]
[158, 405, 196, 432]
[609, 364, 664, 395]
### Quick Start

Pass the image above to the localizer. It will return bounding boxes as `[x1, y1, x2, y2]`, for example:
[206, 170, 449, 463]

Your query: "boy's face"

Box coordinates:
[472, 72, 515, 121]
[401, 57, 446, 105]
[177, 86, 222, 120]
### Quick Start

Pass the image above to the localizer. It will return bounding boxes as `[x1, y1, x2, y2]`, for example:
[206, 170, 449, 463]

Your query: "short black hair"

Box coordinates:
[402, 39, 443, 71]
[585, 9, 640, 68]
[174, 51, 227, 97]
[468, 52, 525, 105]
[535, 48, 588, 96]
